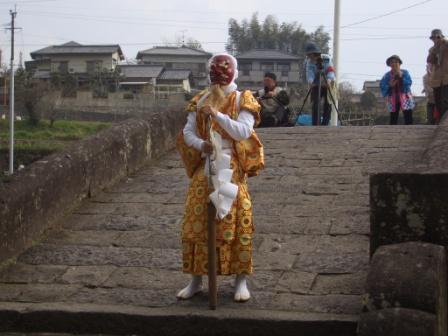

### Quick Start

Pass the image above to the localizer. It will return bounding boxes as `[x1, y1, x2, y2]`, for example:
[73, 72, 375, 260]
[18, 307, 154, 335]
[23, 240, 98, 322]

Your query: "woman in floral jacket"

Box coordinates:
[380, 55, 415, 125]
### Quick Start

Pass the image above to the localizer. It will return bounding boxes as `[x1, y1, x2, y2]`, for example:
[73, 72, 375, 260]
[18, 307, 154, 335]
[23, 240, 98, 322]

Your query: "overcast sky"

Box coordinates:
[0, 0, 445, 94]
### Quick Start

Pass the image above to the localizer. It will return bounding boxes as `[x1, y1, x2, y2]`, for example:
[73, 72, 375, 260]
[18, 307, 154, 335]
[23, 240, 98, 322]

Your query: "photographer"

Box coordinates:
[305, 42, 335, 126]
[380, 55, 414, 125]
[255, 72, 290, 127]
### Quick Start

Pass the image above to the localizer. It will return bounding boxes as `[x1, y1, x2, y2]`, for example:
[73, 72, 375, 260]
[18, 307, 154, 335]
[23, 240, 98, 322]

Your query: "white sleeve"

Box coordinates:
[214, 110, 254, 141]
[183, 112, 204, 151]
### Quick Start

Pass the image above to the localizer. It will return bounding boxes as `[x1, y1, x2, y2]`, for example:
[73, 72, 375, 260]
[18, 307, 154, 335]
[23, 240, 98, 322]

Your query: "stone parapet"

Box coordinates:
[370, 117, 448, 256]
[0, 110, 185, 265]
[365, 120, 448, 335]
[359, 242, 447, 336]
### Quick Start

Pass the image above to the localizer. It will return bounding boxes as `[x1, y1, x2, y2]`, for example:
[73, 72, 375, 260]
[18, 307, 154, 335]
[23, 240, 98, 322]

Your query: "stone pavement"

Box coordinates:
[0, 125, 436, 335]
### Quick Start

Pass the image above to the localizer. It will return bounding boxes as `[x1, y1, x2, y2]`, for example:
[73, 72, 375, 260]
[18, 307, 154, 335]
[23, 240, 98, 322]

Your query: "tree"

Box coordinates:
[15, 69, 79, 126]
[185, 38, 203, 50]
[338, 81, 357, 114]
[161, 36, 204, 50]
[15, 68, 51, 125]
[360, 91, 377, 111]
[226, 13, 330, 56]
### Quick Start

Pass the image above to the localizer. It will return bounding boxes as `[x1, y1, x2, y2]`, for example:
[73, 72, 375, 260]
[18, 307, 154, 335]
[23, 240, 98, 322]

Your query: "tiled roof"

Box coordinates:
[159, 69, 192, 80]
[236, 49, 299, 61]
[120, 65, 163, 78]
[30, 41, 124, 60]
[137, 46, 212, 58]
[363, 80, 381, 87]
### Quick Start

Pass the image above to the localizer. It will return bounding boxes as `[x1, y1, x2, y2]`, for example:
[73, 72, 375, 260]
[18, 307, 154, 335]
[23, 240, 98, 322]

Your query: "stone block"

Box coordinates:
[358, 308, 435, 336]
[370, 173, 448, 256]
[364, 242, 446, 336]
[365, 242, 446, 315]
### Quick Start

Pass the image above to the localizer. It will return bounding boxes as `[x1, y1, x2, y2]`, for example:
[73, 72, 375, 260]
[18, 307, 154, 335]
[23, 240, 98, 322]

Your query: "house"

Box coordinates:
[156, 69, 193, 95]
[118, 65, 163, 93]
[136, 46, 211, 88]
[362, 80, 382, 98]
[118, 65, 192, 95]
[235, 49, 302, 90]
[26, 41, 124, 79]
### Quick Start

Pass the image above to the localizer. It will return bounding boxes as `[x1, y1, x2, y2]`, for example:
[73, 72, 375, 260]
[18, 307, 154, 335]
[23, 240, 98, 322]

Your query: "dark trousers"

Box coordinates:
[311, 86, 331, 126]
[390, 107, 413, 125]
[433, 84, 448, 122]
[427, 102, 436, 125]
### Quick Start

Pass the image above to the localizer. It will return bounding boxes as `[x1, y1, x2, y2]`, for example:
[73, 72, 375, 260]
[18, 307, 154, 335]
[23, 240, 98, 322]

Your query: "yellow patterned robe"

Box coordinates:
[179, 89, 262, 275]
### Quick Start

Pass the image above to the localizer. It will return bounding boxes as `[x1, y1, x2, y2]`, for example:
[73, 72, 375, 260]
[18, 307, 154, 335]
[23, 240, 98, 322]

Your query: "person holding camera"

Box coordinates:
[255, 72, 290, 127]
[305, 42, 335, 126]
[380, 55, 415, 125]
[426, 29, 448, 123]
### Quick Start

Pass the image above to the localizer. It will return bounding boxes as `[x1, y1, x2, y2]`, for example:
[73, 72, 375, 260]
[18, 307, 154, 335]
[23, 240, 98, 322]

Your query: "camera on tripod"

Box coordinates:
[315, 56, 324, 71]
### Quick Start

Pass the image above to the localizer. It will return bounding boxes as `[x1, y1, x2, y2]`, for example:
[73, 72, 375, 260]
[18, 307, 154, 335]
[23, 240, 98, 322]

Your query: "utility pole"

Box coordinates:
[331, 0, 341, 126]
[7, 7, 18, 174]
[18, 51, 23, 69]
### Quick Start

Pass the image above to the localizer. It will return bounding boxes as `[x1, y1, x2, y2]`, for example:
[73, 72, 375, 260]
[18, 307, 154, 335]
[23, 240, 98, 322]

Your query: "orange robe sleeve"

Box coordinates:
[176, 90, 208, 178]
[239, 90, 261, 127]
[235, 90, 264, 177]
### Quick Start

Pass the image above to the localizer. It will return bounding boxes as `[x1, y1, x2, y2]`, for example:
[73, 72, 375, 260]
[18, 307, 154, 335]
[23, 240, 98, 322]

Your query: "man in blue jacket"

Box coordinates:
[305, 42, 336, 126]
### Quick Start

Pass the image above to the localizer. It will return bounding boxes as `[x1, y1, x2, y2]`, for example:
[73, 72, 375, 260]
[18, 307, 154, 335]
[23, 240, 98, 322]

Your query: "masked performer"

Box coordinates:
[176, 53, 263, 302]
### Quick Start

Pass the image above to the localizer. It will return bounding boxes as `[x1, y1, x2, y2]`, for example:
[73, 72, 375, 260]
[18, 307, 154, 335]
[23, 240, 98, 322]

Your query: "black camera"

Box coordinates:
[316, 56, 324, 70]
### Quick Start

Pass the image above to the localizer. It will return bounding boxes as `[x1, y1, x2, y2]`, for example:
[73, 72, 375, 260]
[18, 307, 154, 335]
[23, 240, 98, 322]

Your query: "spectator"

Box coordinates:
[427, 29, 448, 123]
[422, 63, 438, 124]
[380, 55, 415, 125]
[255, 72, 290, 127]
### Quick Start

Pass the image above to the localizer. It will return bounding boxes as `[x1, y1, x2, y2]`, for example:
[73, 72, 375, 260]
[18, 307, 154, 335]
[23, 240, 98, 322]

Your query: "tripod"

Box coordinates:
[292, 67, 342, 126]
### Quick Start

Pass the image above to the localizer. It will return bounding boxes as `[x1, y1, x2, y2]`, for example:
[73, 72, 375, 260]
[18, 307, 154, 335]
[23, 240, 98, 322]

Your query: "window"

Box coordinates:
[86, 60, 103, 74]
[277, 63, 291, 76]
[58, 61, 68, 73]
[260, 62, 274, 71]
[239, 62, 252, 76]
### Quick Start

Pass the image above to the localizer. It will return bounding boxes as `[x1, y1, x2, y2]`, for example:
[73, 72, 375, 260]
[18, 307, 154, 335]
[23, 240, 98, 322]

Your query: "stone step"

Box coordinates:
[0, 302, 357, 336]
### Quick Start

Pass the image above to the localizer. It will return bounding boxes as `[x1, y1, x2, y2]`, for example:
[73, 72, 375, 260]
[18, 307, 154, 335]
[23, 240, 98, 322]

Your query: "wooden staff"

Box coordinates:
[206, 116, 217, 310]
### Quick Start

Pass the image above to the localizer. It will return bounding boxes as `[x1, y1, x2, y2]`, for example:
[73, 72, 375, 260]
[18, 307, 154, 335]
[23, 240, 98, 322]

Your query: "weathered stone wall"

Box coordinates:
[364, 119, 448, 335]
[370, 119, 448, 255]
[370, 173, 448, 255]
[0, 109, 186, 264]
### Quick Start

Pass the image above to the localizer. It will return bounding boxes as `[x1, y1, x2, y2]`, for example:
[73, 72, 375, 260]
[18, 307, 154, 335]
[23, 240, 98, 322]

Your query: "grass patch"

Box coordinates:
[0, 119, 112, 172]
[0, 119, 111, 142]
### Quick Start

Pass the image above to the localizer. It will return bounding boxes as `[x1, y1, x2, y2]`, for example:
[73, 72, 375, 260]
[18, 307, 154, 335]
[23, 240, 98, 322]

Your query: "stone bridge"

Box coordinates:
[0, 122, 443, 335]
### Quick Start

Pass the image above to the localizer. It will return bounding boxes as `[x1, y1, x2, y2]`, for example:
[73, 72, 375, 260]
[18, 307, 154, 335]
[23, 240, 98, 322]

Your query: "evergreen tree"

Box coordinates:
[226, 13, 330, 56]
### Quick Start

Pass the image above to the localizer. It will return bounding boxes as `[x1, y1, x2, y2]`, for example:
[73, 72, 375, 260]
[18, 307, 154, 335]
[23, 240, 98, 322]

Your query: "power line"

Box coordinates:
[341, 0, 434, 28]
[0, 0, 62, 4]
[342, 36, 427, 41]
[19, 11, 226, 30]
[19, 9, 228, 26]
[19, 10, 227, 27]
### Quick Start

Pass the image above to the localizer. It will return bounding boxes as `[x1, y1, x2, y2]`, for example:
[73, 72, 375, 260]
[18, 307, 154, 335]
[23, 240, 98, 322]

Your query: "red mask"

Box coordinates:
[210, 55, 235, 85]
